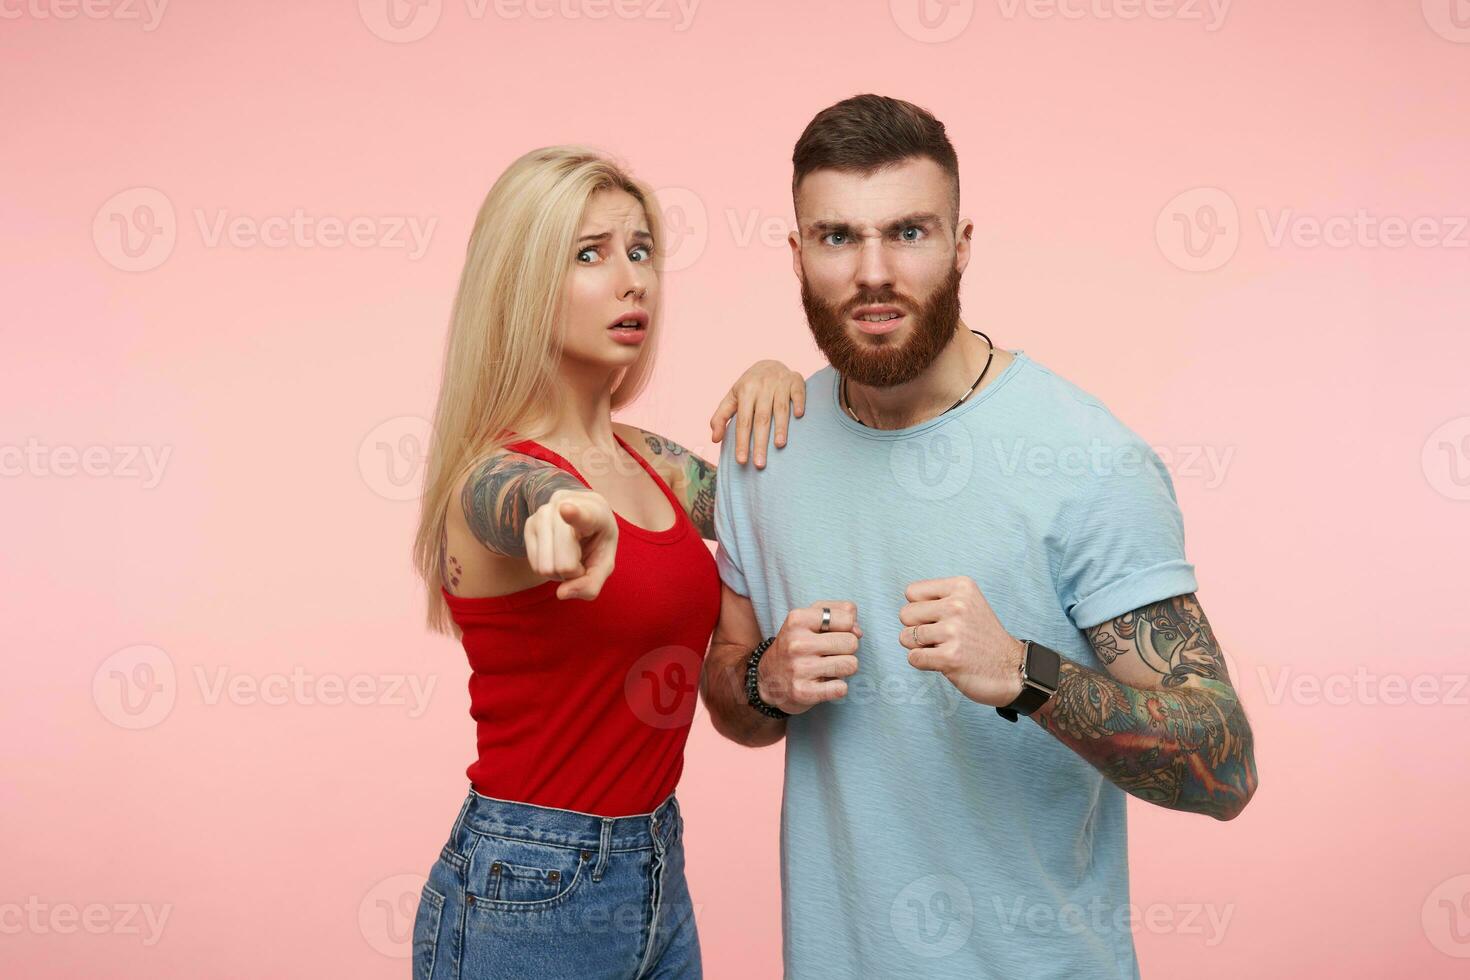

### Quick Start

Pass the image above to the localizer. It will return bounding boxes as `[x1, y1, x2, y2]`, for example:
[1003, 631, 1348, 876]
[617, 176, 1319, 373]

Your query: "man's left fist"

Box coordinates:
[898, 576, 1026, 707]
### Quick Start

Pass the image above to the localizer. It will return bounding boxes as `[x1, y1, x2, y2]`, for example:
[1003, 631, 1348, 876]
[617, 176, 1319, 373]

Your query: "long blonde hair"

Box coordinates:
[413, 146, 664, 635]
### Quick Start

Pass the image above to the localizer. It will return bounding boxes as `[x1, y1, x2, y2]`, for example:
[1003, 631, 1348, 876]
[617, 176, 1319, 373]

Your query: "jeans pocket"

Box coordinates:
[412, 882, 446, 980]
[466, 836, 592, 913]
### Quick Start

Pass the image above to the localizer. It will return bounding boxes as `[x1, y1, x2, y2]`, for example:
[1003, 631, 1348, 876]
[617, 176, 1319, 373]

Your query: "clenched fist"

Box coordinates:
[757, 600, 865, 715]
[524, 488, 618, 601]
[898, 576, 1025, 707]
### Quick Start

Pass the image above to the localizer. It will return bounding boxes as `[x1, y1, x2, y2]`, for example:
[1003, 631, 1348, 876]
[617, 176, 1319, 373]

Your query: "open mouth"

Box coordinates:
[608, 311, 648, 332]
[850, 305, 906, 334]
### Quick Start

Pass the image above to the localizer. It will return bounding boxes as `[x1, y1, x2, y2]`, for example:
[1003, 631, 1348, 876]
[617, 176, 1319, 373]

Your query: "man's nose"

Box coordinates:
[853, 237, 894, 294]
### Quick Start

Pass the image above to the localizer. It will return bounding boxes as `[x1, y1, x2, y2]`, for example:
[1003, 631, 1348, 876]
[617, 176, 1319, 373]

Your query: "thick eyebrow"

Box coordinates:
[576, 229, 655, 246]
[804, 212, 943, 237]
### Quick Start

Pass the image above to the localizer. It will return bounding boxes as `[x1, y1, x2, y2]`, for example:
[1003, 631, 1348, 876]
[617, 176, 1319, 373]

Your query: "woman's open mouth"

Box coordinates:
[608, 310, 648, 344]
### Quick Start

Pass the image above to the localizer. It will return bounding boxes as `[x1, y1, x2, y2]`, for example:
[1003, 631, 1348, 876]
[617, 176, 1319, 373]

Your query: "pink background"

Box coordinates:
[4, 1, 1468, 977]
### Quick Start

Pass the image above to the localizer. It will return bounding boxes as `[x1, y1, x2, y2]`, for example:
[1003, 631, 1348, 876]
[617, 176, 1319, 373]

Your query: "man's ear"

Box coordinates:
[789, 228, 805, 284]
[954, 216, 974, 277]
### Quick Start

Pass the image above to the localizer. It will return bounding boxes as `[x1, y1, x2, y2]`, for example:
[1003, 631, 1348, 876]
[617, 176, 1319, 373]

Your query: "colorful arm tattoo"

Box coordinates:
[633, 429, 717, 541]
[457, 451, 587, 558]
[1031, 593, 1259, 820]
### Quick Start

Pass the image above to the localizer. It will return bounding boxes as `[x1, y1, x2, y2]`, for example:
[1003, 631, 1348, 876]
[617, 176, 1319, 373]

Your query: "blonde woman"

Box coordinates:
[409, 146, 803, 979]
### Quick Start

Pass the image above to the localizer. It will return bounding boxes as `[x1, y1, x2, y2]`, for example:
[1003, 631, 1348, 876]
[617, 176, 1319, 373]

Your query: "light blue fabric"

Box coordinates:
[714, 351, 1198, 979]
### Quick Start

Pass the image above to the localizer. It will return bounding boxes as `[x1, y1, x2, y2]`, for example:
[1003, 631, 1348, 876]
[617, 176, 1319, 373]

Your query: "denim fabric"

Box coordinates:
[412, 787, 701, 980]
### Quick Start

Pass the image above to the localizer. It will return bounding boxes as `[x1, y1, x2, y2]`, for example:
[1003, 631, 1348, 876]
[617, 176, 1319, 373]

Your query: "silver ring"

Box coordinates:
[819, 607, 831, 633]
[910, 624, 922, 646]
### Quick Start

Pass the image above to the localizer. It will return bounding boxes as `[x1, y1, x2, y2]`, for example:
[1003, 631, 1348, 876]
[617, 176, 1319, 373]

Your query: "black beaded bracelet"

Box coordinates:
[744, 636, 788, 719]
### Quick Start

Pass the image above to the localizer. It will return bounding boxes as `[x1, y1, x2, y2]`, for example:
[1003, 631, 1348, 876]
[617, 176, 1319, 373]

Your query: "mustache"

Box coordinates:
[839, 290, 915, 313]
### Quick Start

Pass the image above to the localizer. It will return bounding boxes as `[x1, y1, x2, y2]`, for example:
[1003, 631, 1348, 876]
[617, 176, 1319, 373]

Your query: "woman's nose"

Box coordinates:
[616, 256, 649, 300]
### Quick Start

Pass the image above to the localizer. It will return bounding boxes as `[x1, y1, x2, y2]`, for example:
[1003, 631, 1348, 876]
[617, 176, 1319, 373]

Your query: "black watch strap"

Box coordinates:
[997, 640, 1062, 722]
[745, 636, 788, 719]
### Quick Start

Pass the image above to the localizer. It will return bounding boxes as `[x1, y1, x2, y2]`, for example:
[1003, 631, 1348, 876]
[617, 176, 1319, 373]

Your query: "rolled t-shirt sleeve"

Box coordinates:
[713, 422, 751, 598]
[1057, 437, 1199, 630]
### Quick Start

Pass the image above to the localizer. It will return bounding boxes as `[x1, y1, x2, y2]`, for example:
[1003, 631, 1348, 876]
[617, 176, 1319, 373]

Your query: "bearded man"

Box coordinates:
[701, 93, 1258, 980]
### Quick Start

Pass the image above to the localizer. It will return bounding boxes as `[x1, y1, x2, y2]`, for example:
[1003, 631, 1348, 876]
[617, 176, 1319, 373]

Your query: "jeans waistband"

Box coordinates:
[452, 786, 681, 854]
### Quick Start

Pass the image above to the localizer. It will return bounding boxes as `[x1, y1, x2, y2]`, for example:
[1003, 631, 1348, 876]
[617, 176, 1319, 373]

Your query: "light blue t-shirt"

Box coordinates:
[714, 351, 1199, 979]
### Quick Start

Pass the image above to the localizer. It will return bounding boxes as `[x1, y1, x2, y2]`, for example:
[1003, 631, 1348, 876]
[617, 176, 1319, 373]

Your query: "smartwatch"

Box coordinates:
[745, 636, 789, 719]
[996, 639, 1061, 722]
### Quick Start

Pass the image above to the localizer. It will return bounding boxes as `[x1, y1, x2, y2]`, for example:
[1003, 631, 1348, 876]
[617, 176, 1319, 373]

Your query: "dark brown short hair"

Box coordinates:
[791, 94, 960, 220]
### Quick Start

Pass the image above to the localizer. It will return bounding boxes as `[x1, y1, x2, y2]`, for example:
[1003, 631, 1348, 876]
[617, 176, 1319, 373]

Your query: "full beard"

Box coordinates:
[802, 266, 963, 388]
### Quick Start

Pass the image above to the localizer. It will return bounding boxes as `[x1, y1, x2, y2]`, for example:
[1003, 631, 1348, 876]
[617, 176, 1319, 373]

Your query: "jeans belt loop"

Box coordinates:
[591, 817, 613, 882]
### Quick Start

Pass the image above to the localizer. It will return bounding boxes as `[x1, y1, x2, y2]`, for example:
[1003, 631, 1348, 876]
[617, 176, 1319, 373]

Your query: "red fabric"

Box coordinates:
[442, 433, 719, 817]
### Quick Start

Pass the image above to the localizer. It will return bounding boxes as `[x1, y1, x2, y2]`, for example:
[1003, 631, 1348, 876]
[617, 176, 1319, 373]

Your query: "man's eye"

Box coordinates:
[576, 247, 599, 263]
[821, 232, 848, 246]
[899, 226, 924, 242]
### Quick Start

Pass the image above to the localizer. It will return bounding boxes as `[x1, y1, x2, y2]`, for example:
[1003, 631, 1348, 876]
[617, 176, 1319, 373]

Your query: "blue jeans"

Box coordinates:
[412, 787, 702, 980]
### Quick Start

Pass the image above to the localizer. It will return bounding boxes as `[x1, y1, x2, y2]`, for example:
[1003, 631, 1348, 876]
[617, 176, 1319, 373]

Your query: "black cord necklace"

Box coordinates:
[841, 328, 995, 428]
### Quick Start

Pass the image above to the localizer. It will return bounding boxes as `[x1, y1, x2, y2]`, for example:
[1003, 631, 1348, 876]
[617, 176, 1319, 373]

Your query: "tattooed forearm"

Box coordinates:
[638, 430, 718, 541]
[1032, 594, 1258, 820]
[459, 452, 586, 558]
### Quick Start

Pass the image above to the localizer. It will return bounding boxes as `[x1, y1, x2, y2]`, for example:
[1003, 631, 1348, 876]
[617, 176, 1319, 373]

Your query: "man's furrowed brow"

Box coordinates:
[806, 219, 853, 236]
[805, 212, 944, 236]
[881, 212, 943, 233]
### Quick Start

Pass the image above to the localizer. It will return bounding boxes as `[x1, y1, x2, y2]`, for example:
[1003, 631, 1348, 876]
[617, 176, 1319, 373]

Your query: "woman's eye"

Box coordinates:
[576, 247, 599, 264]
[629, 245, 651, 262]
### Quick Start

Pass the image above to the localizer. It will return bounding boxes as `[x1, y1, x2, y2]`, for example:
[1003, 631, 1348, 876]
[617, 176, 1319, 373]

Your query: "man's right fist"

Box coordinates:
[524, 488, 617, 601]
[757, 600, 863, 715]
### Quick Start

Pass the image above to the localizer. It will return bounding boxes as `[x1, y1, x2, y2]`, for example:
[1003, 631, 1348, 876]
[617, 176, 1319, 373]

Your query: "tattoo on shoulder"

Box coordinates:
[1085, 593, 1226, 688]
[436, 534, 464, 594]
[460, 452, 584, 557]
[635, 429, 716, 539]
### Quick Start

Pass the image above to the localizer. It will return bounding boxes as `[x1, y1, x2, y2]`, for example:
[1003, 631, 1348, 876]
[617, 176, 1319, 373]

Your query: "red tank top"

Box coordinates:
[441, 432, 720, 817]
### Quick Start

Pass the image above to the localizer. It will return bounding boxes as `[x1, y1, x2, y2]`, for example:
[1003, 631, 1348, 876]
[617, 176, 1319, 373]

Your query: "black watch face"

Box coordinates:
[1028, 643, 1061, 687]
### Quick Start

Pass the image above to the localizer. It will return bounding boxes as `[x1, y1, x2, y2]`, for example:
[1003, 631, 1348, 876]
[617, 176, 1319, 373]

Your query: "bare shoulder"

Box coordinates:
[614, 422, 717, 540]
[451, 447, 585, 557]
[614, 422, 697, 482]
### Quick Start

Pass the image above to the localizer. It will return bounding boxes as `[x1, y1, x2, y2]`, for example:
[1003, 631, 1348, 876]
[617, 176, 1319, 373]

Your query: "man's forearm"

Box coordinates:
[700, 640, 787, 748]
[1030, 659, 1258, 820]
